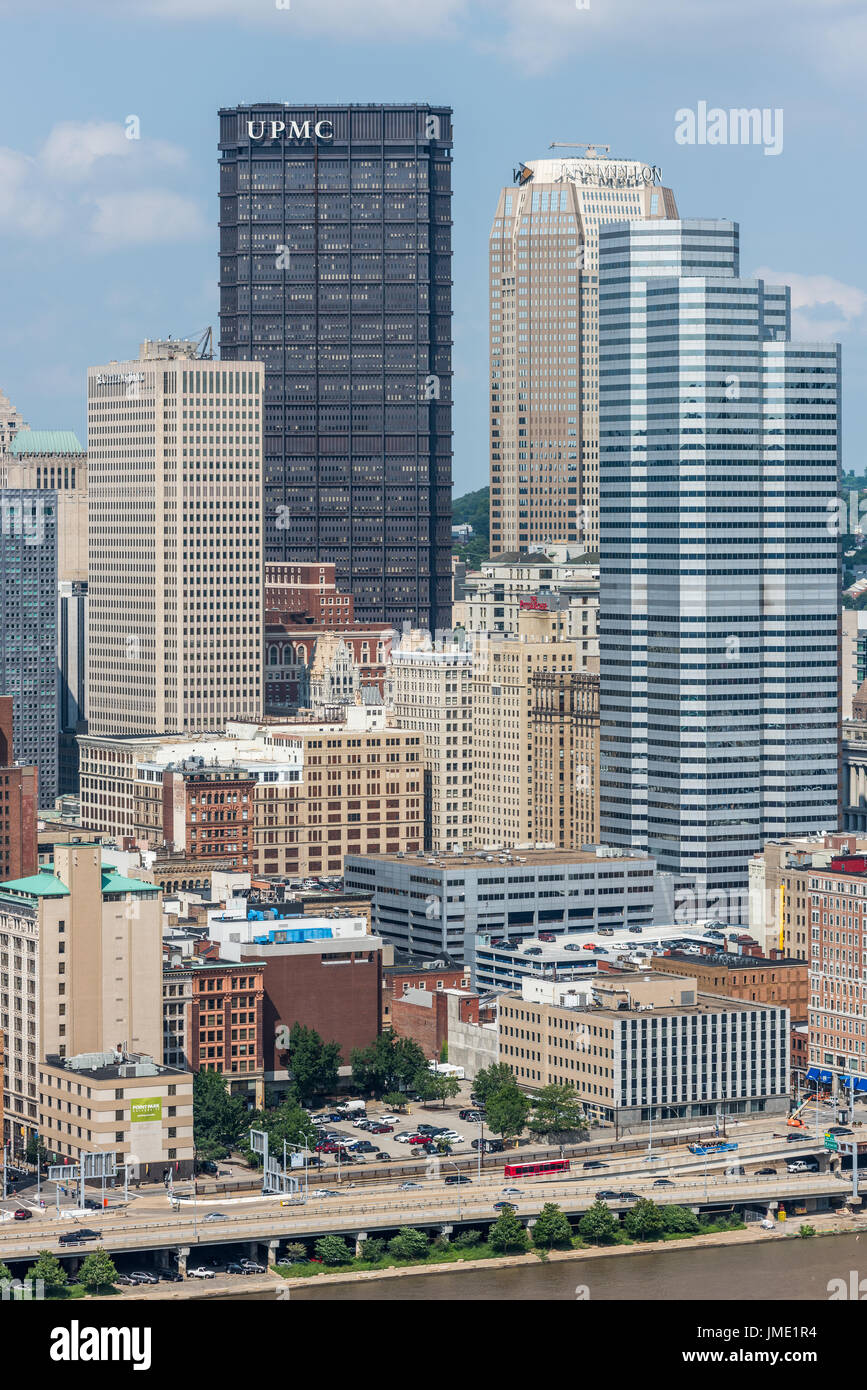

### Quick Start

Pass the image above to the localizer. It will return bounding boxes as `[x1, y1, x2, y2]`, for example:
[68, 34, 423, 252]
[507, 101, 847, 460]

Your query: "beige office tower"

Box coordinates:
[489, 149, 677, 556]
[473, 607, 579, 848]
[87, 342, 263, 735]
[388, 635, 473, 852]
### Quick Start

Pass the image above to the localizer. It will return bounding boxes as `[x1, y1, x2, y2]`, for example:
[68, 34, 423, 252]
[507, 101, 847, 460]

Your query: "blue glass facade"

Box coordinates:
[218, 103, 453, 631]
[0, 488, 58, 803]
[598, 219, 840, 899]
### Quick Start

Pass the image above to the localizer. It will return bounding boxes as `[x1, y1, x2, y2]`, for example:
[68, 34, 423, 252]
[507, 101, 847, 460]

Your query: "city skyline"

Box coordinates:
[0, 2, 863, 494]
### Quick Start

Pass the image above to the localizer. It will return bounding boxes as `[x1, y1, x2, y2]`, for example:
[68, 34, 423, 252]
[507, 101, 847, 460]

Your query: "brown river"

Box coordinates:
[222, 1232, 867, 1300]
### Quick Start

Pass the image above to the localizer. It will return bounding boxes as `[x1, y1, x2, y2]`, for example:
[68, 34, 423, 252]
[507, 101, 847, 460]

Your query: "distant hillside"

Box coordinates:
[451, 485, 490, 566]
[452, 485, 490, 540]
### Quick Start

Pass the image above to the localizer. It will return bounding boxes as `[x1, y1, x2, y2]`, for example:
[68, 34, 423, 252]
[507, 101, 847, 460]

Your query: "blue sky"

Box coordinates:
[0, 0, 864, 495]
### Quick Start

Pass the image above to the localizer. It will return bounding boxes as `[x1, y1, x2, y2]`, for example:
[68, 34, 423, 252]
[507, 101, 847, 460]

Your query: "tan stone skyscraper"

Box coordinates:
[489, 148, 677, 556]
[87, 341, 263, 735]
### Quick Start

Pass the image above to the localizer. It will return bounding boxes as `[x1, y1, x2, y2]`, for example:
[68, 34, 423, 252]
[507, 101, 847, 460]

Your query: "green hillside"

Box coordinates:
[452, 485, 490, 565]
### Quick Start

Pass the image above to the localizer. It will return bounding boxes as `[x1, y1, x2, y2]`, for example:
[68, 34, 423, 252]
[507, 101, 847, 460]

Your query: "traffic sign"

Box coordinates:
[824, 1133, 839, 1151]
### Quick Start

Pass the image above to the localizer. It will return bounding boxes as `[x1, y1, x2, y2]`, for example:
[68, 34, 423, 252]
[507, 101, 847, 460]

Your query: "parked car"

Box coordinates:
[114, 1273, 135, 1285]
[470, 1137, 504, 1153]
[204, 1212, 227, 1223]
[787, 1161, 817, 1173]
[12, 1208, 32, 1220]
[158, 1269, 183, 1282]
[416, 1124, 439, 1135]
[226, 1262, 247, 1275]
[756, 1167, 777, 1175]
[459, 1109, 481, 1121]
[444, 1175, 472, 1186]
[438, 1132, 463, 1144]
[563, 943, 582, 952]
[369, 1123, 393, 1135]
[525, 947, 543, 956]
[350, 1141, 376, 1153]
[187, 1267, 216, 1279]
[539, 932, 556, 942]
[582, 1161, 608, 1170]
[409, 1133, 431, 1145]
[375, 1152, 391, 1162]
[129, 1271, 159, 1285]
[394, 1132, 414, 1144]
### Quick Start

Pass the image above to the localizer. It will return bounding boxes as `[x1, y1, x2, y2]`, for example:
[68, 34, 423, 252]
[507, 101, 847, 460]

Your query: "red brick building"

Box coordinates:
[232, 932, 384, 1084]
[383, 954, 469, 1028]
[0, 696, 37, 881]
[390, 988, 478, 1059]
[265, 562, 355, 626]
[162, 767, 255, 869]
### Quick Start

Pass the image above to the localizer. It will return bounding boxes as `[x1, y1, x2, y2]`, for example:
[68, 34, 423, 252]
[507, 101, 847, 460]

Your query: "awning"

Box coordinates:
[856, 1078, 867, 1094]
[806, 1068, 833, 1085]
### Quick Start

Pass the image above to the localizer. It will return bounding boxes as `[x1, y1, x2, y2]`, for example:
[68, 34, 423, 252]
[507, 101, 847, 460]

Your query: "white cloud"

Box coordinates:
[753, 267, 867, 341]
[0, 121, 204, 251]
[90, 189, 207, 247]
[40, 121, 187, 182]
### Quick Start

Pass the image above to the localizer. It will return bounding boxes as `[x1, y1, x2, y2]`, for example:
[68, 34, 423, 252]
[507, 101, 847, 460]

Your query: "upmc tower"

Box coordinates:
[218, 103, 454, 632]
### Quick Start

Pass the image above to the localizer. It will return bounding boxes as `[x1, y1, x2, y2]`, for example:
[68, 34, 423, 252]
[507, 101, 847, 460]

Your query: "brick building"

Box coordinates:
[649, 949, 808, 1020]
[382, 953, 468, 1027]
[164, 952, 265, 1097]
[390, 987, 478, 1058]
[0, 696, 37, 881]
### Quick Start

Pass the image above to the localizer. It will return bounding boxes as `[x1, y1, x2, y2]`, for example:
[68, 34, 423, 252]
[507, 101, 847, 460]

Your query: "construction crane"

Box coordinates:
[548, 142, 611, 156]
[173, 327, 214, 359]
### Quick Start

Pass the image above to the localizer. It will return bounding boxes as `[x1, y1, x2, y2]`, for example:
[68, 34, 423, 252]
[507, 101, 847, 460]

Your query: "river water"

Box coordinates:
[229, 1233, 867, 1301]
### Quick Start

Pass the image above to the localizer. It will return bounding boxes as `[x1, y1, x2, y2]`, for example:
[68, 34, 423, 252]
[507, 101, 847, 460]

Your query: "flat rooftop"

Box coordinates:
[346, 847, 651, 869]
[654, 950, 805, 970]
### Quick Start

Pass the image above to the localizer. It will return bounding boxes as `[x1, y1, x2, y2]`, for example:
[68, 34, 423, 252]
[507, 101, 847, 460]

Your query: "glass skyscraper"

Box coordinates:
[0, 488, 58, 804]
[598, 219, 840, 904]
[218, 103, 453, 631]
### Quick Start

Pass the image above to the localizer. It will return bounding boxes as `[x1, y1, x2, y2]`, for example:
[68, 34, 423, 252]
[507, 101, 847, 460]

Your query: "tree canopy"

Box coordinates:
[350, 1029, 429, 1097]
[285, 1022, 341, 1105]
[193, 1069, 248, 1160]
[527, 1085, 588, 1143]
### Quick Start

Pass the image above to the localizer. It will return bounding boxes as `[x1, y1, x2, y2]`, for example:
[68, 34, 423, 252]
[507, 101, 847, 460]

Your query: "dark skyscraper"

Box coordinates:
[218, 103, 453, 631]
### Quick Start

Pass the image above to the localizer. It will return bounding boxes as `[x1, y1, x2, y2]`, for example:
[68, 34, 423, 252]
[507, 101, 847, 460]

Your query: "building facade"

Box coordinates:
[0, 842, 162, 1150]
[87, 340, 263, 737]
[388, 637, 473, 851]
[530, 668, 599, 850]
[0, 697, 37, 882]
[40, 1050, 194, 1177]
[598, 219, 840, 901]
[0, 487, 58, 804]
[343, 844, 657, 968]
[489, 150, 677, 556]
[460, 553, 599, 656]
[499, 972, 790, 1128]
[79, 708, 424, 877]
[218, 103, 453, 631]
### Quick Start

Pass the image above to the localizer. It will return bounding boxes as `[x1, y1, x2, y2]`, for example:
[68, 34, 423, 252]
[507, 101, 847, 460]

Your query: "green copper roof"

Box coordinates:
[101, 870, 157, 895]
[0, 871, 70, 898]
[9, 430, 85, 456]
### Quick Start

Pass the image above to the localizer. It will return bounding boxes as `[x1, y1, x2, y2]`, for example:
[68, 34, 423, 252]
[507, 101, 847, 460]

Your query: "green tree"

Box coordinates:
[0, 1262, 12, 1283]
[527, 1085, 588, 1143]
[418, 1070, 461, 1108]
[381, 1092, 408, 1113]
[350, 1029, 429, 1098]
[193, 1069, 248, 1160]
[78, 1248, 118, 1292]
[25, 1134, 47, 1167]
[531, 1203, 573, 1250]
[452, 1228, 482, 1249]
[388, 1227, 430, 1261]
[472, 1063, 517, 1108]
[578, 1200, 619, 1245]
[624, 1198, 665, 1241]
[486, 1081, 530, 1142]
[285, 1022, 341, 1106]
[26, 1250, 68, 1293]
[314, 1235, 353, 1265]
[489, 1206, 530, 1253]
[412, 1070, 441, 1103]
[661, 1205, 700, 1235]
[359, 1237, 386, 1262]
[246, 1098, 317, 1164]
[282, 1242, 308, 1264]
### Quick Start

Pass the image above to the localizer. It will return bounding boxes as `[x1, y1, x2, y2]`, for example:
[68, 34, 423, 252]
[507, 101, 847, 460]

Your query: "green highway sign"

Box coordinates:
[824, 1133, 838, 1151]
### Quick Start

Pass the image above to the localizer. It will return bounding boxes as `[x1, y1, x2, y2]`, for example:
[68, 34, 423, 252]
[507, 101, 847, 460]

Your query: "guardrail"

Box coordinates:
[0, 1173, 844, 1261]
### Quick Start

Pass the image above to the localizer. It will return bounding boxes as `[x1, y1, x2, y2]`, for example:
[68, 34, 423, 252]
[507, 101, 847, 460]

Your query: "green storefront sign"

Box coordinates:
[130, 1097, 162, 1124]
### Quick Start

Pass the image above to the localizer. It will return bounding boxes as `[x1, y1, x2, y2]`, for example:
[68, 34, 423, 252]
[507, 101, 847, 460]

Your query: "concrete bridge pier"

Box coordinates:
[176, 1246, 190, 1275]
[355, 1231, 368, 1257]
[268, 1239, 280, 1268]
[439, 1225, 453, 1243]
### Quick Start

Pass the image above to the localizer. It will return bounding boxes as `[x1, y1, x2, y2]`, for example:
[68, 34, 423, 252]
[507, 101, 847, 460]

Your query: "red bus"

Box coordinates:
[503, 1159, 570, 1179]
